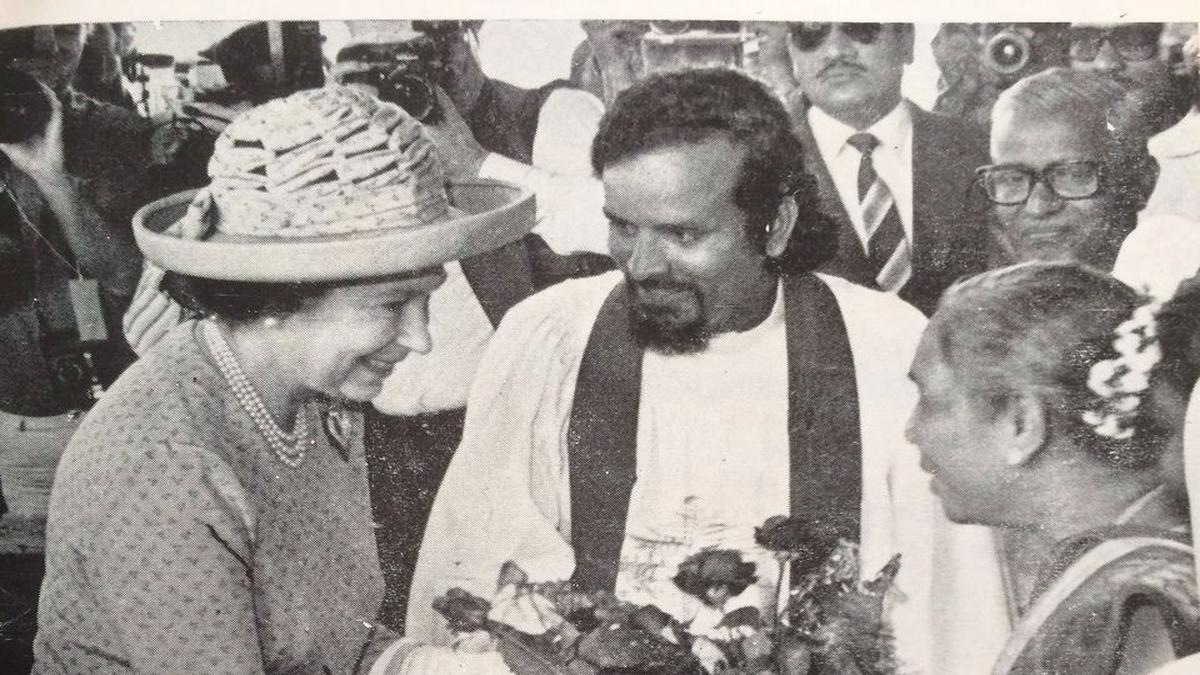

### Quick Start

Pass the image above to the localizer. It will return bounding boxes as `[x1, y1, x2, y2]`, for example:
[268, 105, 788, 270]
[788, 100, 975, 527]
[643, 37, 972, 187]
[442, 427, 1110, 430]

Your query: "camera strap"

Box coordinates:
[1, 182, 84, 280]
[2, 179, 106, 403]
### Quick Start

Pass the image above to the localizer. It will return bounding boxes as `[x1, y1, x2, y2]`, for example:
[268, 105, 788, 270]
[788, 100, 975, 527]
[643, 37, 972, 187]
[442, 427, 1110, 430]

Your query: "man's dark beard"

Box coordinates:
[625, 277, 710, 355]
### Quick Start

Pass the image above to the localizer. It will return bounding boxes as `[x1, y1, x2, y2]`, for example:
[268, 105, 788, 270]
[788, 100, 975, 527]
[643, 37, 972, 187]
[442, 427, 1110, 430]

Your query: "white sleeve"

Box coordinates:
[530, 88, 605, 177]
[479, 89, 610, 257]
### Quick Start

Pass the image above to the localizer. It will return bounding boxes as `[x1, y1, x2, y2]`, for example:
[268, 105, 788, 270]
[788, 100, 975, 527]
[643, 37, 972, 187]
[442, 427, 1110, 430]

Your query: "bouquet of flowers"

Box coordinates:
[432, 516, 901, 674]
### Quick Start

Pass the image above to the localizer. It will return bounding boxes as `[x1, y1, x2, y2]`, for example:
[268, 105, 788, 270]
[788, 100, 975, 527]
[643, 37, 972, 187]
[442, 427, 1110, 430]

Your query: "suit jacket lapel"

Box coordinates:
[909, 106, 938, 277]
[793, 100, 877, 287]
[792, 104, 855, 231]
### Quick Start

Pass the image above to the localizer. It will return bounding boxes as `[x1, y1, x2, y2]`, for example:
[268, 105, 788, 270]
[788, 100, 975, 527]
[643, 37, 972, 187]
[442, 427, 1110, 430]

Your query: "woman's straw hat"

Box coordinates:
[133, 86, 534, 282]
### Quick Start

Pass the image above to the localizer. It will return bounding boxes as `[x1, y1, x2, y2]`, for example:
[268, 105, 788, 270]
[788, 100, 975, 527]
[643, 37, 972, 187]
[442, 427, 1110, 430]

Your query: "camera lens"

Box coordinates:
[984, 30, 1032, 76]
[379, 73, 437, 122]
[0, 66, 51, 143]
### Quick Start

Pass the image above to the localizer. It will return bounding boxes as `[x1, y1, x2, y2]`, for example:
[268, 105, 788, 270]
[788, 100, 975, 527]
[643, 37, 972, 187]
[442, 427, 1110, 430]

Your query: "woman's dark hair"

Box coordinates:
[590, 67, 837, 275]
[162, 272, 334, 324]
[930, 262, 1167, 469]
[1157, 274, 1200, 398]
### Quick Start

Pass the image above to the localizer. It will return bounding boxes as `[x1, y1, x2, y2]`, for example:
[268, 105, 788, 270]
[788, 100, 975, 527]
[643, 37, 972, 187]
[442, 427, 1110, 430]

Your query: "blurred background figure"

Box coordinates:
[196, 20, 324, 107]
[577, 20, 649, 108]
[71, 23, 136, 109]
[931, 23, 1070, 130]
[2, 23, 148, 415]
[1068, 22, 1194, 138]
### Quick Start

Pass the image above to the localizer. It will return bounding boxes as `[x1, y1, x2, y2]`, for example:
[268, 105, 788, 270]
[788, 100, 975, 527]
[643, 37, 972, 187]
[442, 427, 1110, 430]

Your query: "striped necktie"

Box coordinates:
[846, 132, 911, 292]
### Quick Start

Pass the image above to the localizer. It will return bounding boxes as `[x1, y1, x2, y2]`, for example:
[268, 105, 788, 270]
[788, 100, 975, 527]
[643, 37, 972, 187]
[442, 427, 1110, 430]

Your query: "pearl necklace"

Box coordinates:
[203, 320, 312, 468]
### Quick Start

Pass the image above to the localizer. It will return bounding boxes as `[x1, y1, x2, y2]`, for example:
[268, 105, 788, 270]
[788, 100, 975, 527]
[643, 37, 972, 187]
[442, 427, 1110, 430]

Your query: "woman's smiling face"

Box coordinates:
[281, 269, 446, 403]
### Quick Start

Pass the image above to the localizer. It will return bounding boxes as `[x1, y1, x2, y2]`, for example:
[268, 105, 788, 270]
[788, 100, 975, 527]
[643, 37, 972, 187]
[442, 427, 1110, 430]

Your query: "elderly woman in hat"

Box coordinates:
[33, 87, 523, 674]
[907, 262, 1200, 674]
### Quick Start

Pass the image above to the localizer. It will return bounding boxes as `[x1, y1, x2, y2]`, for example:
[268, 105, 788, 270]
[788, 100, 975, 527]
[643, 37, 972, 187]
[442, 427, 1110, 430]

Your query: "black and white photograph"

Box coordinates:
[2, 3, 1200, 673]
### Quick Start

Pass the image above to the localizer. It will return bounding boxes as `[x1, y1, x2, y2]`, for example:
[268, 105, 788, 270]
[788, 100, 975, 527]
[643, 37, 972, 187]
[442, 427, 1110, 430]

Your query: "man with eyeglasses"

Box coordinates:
[1068, 22, 1194, 138]
[984, 66, 1200, 302]
[786, 22, 991, 316]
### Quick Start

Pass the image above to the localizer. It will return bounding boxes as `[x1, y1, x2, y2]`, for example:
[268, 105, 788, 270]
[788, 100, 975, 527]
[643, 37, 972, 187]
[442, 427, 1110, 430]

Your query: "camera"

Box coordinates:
[0, 66, 51, 144]
[979, 24, 1069, 84]
[335, 41, 443, 122]
[334, 22, 467, 123]
[984, 29, 1032, 76]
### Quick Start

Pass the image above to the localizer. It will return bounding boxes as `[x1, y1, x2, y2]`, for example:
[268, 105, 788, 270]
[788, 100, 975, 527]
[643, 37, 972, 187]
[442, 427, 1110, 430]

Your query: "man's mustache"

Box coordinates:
[629, 276, 698, 296]
[819, 59, 866, 77]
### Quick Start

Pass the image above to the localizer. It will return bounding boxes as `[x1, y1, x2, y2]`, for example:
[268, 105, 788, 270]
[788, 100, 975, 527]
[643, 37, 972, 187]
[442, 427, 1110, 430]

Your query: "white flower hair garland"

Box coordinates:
[1081, 301, 1163, 440]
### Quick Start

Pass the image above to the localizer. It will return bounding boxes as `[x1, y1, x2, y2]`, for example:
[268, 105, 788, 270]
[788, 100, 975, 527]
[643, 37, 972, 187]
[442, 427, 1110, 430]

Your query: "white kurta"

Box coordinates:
[406, 271, 1008, 675]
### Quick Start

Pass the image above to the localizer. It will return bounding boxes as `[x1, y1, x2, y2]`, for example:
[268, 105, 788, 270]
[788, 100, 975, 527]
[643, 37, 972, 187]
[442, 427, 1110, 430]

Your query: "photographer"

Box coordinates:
[1, 23, 210, 416]
[334, 20, 611, 257]
[0, 24, 148, 415]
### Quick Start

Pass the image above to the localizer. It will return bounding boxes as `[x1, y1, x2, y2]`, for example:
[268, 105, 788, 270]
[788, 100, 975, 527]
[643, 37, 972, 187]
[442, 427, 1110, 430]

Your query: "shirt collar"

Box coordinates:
[807, 100, 912, 159]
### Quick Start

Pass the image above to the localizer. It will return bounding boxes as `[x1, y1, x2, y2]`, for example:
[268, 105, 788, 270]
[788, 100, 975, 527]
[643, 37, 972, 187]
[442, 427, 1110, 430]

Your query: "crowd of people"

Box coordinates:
[2, 18, 1200, 675]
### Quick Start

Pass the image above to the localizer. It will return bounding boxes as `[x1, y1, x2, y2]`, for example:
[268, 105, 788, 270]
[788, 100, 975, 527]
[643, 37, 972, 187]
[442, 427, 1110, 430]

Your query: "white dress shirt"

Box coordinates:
[480, 87, 610, 256]
[807, 101, 915, 251]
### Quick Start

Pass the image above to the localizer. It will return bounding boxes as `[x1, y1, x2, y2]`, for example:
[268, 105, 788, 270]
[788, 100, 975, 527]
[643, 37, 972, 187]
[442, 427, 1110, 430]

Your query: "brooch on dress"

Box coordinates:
[323, 404, 355, 462]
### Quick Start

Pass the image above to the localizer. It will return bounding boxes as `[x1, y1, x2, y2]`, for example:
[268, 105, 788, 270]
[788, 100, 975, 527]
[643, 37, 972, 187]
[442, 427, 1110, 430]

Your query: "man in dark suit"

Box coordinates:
[786, 23, 990, 315]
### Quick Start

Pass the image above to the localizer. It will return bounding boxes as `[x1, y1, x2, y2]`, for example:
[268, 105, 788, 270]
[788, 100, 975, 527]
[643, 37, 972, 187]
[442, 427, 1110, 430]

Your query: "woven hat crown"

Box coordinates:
[183, 86, 449, 239]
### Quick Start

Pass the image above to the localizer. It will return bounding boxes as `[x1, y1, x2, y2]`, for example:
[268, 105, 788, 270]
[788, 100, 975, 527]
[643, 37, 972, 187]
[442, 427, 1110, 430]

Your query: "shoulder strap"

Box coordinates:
[567, 281, 642, 592]
[784, 274, 863, 549]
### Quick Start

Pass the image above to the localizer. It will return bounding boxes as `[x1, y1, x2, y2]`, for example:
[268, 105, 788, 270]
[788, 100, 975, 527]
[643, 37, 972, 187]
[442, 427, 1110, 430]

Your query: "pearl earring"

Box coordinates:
[263, 316, 280, 329]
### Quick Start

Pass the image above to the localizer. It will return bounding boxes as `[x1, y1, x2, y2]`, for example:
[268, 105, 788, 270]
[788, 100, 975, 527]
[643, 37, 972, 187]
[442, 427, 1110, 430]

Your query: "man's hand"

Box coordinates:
[424, 87, 488, 178]
[0, 84, 67, 186]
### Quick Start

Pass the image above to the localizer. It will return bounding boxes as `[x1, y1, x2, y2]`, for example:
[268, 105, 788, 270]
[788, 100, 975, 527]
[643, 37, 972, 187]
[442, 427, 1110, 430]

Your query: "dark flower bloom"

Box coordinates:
[754, 514, 845, 577]
[673, 549, 757, 606]
[431, 588, 491, 633]
[716, 606, 762, 630]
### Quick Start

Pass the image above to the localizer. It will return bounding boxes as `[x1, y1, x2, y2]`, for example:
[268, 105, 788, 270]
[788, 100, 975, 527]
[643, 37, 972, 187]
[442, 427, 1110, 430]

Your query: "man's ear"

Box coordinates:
[1005, 393, 1049, 466]
[765, 194, 799, 258]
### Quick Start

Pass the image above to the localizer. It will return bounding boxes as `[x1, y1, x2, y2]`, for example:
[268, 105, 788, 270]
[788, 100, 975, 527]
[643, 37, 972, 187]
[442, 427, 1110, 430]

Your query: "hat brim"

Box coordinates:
[133, 179, 535, 282]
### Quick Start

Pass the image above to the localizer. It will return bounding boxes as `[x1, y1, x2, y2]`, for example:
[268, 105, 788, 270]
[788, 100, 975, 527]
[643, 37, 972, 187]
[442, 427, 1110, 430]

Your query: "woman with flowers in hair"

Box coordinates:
[33, 86, 527, 674]
[905, 261, 1200, 675]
